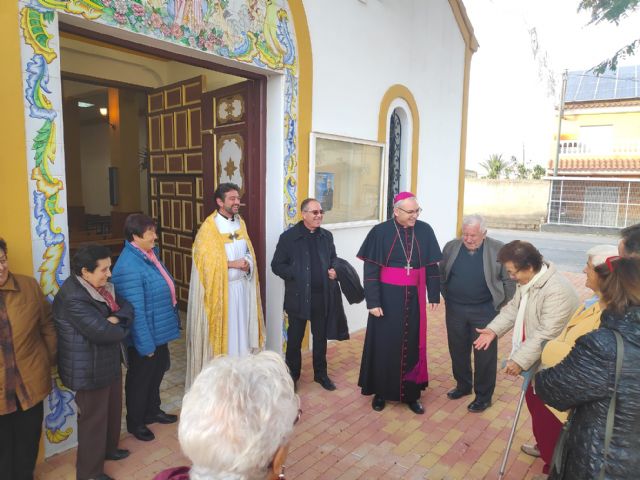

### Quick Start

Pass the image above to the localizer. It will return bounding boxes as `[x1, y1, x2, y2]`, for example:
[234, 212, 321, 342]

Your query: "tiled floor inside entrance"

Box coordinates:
[35, 272, 589, 480]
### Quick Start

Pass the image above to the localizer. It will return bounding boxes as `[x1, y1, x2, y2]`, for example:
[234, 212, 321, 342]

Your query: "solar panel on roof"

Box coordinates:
[566, 65, 639, 102]
[565, 74, 581, 102]
[615, 66, 637, 99]
[576, 73, 599, 101]
[594, 74, 617, 100]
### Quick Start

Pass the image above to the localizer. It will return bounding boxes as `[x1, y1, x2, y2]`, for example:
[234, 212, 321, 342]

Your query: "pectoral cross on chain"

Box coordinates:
[405, 262, 412, 276]
[228, 232, 239, 241]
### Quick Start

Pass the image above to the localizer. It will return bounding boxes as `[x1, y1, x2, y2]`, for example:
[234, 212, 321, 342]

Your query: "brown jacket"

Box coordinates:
[0, 273, 57, 414]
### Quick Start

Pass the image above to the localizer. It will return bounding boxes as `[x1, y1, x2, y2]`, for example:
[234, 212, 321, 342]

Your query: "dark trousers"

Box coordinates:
[75, 376, 122, 480]
[286, 293, 327, 380]
[445, 300, 498, 402]
[125, 343, 169, 430]
[526, 384, 564, 474]
[0, 400, 43, 480]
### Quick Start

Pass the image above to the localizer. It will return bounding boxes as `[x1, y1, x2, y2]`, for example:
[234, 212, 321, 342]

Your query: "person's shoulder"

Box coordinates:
[113, 251, 147, 277]
[485, 236, 505, 248]
[443, 238, 461, 250]
[11, 273, 39, 290]
[55, 275, 83, 302]
[369, 219, 392, 233]
[415, 220, 434, 233]
[575, 327, 617, 359]
[319, 226, 334, 238]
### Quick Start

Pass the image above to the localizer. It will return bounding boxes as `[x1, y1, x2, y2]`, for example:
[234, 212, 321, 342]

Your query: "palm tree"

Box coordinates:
[479, 154, 508, 179]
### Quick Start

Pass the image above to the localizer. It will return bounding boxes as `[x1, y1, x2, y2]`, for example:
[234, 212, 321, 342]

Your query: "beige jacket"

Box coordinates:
[486, 262, 579, 371]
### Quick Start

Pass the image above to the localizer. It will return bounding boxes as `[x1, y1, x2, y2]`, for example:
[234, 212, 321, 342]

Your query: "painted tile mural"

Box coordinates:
[18, 0, 300, 456]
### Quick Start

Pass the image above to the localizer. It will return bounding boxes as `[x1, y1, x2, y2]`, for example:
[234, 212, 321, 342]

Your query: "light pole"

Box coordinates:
[553, 70, 568, 176]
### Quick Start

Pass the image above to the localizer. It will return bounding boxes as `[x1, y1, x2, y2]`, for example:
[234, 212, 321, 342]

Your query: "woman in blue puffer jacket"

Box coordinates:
[111, 214, 180, 442]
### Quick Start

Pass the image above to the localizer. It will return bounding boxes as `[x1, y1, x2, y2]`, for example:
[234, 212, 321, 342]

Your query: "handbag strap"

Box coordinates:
[598, 330, 624, 480]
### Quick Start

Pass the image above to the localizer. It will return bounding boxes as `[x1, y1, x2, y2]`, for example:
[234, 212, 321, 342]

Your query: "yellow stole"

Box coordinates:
[192, 211, 264, 355]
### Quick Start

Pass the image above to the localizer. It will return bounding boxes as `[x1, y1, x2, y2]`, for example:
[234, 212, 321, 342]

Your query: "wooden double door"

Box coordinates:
[147, 76, 265, 309]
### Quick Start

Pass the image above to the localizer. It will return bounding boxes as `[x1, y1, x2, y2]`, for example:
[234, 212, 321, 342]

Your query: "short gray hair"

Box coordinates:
[587, 244, 619, 267]
[462, 214, 487, 234]
[179, 352, 298, 480]
[393, 195, 416, 209]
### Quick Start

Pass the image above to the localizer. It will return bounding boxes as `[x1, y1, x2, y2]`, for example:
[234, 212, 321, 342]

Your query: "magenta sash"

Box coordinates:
[379, 266, 429, 384]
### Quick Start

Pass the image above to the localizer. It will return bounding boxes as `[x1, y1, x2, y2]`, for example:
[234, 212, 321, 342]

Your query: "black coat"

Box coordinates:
[53, 275, 133, 391]
[333, 257, 365, 305]
[271, 221, 336, 320]
[325, 258, 364, 341]
[535, 307, 640, 480]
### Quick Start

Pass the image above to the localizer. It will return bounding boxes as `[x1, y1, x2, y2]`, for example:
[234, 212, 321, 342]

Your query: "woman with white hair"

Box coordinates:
[154, 351, 300, 480]
[521, 244, 618, 477]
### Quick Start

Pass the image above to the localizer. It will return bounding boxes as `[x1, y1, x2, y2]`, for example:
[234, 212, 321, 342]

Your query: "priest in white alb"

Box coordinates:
[185, 183, 264, 389]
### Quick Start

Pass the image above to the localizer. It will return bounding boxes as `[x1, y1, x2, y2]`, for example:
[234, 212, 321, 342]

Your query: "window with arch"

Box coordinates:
[385, 102, 413, 219]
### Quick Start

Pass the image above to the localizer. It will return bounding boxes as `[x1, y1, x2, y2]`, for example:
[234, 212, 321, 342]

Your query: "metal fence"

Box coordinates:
[546, 177, 640, 229]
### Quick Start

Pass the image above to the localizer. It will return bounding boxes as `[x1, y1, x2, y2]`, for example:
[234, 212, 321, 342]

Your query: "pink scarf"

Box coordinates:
[131, 242, 177, 306]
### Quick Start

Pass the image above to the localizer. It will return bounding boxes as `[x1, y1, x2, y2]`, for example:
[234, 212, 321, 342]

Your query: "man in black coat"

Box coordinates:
[271, 198, 338, 391]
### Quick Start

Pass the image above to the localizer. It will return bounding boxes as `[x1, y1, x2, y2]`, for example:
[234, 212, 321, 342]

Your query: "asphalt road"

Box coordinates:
[489, 229, 619, 273]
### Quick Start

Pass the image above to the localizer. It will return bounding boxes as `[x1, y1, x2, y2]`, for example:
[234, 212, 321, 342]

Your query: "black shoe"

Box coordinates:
[128, 425, 155, 441]
[105, 448, 130, 461]
[314, 375, 336, 391]
[372, 395, 385, 411]
[467, 398, 491, 413]
[145, 411, 177, 425]
[407, 400, 425, 415]
[447, 387, 472, 400]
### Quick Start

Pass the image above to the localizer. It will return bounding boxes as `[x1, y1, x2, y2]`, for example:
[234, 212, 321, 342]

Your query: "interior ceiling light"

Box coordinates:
[99, 107, 108, 116]
[77, 101, 94, 108]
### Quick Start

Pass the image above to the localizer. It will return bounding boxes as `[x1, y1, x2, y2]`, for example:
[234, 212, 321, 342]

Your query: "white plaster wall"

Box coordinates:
[302, 0, 467, 331]
[264, 73, 287, 352]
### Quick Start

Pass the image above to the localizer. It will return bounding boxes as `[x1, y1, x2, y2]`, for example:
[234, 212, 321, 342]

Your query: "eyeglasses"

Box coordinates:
[303, 209, 324, 216]
[397, 207, 422, 216]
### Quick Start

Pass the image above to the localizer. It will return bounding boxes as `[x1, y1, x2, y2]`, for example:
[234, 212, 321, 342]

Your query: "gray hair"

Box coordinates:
[179, 352, 298, 480]
[587, 244, 619, 267]
[462, 214, 487, 234]
[393, 195, 416, 209]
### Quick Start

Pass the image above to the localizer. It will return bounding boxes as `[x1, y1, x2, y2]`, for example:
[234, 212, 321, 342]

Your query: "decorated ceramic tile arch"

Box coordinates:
[18, 0, 300, 455]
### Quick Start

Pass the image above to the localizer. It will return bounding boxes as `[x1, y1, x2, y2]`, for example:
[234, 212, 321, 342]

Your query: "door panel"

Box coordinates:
[201, 80, 265, 297]
[147, 76, 204, 309]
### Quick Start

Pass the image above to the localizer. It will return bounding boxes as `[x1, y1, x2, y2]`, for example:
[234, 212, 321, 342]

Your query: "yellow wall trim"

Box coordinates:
[0, 1, 32, 274]
[288, 0, 313, 215]
[456, 47, 474, 235]
[448, 0, 479, 53]
[448, 0, 477, 235]
[378, 84, 420, 196]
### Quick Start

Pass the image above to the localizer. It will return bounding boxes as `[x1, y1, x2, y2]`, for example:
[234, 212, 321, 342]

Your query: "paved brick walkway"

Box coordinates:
[35, 271, 589, 480]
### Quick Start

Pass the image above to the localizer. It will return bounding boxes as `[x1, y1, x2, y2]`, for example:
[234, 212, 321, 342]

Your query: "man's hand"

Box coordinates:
[107, 316, 120, 325]
[228, 258, 250, 272]
[504, 360, 523, 377]
[369, 307, 384, 317]
[429, 303, 439, 311]
[473, 328, 497, 350]
[328, 268, 337, 280]
[147, 352, 155, 358]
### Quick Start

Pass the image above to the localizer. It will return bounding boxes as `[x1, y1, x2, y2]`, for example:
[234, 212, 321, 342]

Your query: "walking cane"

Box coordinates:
[497, 362, 538, 480]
